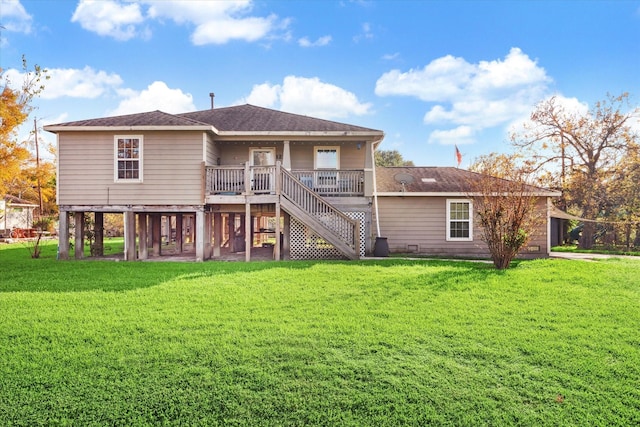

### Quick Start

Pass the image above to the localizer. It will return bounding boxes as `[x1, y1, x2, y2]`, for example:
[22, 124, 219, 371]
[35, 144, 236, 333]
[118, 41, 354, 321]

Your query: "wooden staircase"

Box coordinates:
[280, 168, 360, 260]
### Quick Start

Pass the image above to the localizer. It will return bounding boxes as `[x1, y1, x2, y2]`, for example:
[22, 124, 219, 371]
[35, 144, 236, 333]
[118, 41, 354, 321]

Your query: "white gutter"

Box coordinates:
[43, 125, 217, 133]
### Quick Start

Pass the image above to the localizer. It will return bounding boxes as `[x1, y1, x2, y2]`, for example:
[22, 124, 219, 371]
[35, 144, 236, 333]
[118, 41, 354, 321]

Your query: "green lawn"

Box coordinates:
[1, 241, 639, 426]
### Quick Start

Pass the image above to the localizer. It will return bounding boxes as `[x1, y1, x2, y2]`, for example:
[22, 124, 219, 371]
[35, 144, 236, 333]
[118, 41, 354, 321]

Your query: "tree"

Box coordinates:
[0, 56, 48, 196]
[511, 93, 639, 249]
[468, 153, 544, 269]
[375, 149, 414, 167]
[603, 142, 640, 249]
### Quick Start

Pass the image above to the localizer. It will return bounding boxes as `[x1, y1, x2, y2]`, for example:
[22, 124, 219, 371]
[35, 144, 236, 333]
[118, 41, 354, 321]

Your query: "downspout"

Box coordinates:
[371, 137, 388, 257]
[371, 138, 382, 237]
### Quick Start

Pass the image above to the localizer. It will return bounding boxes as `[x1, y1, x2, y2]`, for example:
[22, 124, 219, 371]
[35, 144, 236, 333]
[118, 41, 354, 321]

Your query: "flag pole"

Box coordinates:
[455, 145, 462, 168]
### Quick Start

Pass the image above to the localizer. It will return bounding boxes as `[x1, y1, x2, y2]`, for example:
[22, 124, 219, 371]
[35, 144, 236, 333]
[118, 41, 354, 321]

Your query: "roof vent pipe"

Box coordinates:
[209, 92, 215, 109]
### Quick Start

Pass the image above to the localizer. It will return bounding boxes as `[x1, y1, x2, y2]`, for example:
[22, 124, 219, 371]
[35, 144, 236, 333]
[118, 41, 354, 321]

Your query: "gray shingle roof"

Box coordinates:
[46, 110, 207, 128]
[45, 104, 383, 134]
[179, 104, 382, 133]
[376, 166, 557, 195]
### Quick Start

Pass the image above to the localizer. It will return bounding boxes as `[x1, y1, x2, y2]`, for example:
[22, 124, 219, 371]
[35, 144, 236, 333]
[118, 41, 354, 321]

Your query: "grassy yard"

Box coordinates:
[1, 241, 639, 426]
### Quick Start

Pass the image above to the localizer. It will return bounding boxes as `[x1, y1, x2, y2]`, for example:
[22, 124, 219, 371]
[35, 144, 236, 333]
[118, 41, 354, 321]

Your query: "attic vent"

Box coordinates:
[421, 178, 436, 183]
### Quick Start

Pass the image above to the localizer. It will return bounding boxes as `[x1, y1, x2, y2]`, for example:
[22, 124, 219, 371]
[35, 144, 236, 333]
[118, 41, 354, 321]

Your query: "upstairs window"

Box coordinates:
[446, 199, 473, 241]
[314, 147, 340, 169]
[115, 136, 143, 182]
[314, 147, 340, 188]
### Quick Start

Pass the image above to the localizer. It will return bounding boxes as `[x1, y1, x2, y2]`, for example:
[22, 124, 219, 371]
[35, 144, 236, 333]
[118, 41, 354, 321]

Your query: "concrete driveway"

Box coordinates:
[550, 251, 640, 261]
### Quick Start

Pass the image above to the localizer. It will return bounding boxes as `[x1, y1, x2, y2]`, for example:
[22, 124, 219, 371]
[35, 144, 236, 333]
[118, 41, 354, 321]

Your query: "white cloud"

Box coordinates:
[427, 126, 475, 146]
[244, 83, 280, 108]
[353, 22, 373, 42]
[2, 66, 124, 99]
[375, 48, 552, 145]
[44, 67, 123, 99]
[239, 76, 373, 120]
[0, 0, 32, 33]
[190, 15, 276, 45]
[298, 35, 332, 47]
[109, 81, 195, 116]
[70, 0, 287, 44]
[71, 0, 145, 41]
[382, 52, 400, 61]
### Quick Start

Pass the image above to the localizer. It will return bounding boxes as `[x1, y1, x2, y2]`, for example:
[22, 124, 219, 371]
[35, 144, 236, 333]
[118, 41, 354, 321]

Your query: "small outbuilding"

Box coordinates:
[1, 195, 38, 238]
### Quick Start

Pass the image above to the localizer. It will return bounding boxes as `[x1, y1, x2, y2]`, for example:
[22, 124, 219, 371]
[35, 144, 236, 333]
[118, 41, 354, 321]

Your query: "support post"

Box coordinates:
[176, 213, 183, 253]
[228, 213, 236, 251]
[196, 209, 205, 262]
[94, 212, 104, 256]
[245, 203, 251, 262]
[282, 141, 291, 170]
[138, 213, 148, 260]
[283, 211, 290, 260]
[58, 210, 70, 260]
[274, 202, 281, 261]
[74, 211, 84, 259]
[205, 211, 213, 259]
[123, 210, 136, 261]
[213, 212, 222, 257]
[152, 214, 161, 256]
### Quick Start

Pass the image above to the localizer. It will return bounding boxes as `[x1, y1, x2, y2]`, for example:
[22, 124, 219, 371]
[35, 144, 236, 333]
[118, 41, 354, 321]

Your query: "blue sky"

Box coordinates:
[2, 0, 639, 166]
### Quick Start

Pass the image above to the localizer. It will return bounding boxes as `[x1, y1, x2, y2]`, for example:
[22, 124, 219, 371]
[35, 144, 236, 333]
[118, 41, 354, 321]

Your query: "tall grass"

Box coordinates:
[1, 241, 639, 425]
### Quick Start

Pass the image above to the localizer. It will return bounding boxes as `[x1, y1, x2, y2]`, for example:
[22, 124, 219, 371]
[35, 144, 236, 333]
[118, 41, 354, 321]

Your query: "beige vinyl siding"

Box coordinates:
[205, 133, 218, 165]
[338, 144, 366, 169]
[214, 141, 364, 169]
[219, 144, 255, 166]
[290, 142, 365, 169]
[58, 131, 205, 206]
[376, 196, 550, 258]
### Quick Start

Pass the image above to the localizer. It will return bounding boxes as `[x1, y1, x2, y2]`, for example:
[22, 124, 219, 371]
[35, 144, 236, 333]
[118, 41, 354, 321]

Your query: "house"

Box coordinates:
[1, 195, 38, 238]
[374, 166, 560, 258]
[44, 104, 383, 261]
[44, 104, 559, 261]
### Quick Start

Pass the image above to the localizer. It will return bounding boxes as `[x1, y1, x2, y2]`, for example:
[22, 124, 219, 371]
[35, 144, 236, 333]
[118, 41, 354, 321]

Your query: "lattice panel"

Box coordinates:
[290, 212, 366, 260]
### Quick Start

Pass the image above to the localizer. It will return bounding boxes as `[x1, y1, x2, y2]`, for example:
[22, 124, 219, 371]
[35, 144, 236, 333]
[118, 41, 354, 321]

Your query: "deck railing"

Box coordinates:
[206, 166, 245, 194]
[291, 170, 364, 196]
[206, 165, 364, 196]
[205, 165, 277, 194]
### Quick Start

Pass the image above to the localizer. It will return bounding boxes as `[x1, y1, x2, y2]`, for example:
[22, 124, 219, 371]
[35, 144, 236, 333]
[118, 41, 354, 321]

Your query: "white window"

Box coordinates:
[314, 146, 340, 188]
[115, 136, 143, 182]
[314, 146, 340, 169]
[446, 199, 473, 241]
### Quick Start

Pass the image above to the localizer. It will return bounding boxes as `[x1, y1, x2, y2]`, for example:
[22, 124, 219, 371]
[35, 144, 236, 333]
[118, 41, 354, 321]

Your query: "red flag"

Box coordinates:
[455, 145, 462, 167]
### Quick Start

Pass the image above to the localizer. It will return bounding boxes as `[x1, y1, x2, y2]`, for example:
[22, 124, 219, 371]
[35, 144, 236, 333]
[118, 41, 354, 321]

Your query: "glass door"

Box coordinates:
[250, 148, 275, 193]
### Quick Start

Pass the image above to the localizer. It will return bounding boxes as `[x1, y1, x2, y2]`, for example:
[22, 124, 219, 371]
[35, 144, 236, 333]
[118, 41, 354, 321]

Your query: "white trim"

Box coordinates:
[45, 125, 215, 132]
[446, 199, 473, 242]
[114, 135, 143, 183]
[377, 191, 561, 197]
[55, 134, 60, 203]
[202, 133, 207, 162]
[218, 131, 383, 137]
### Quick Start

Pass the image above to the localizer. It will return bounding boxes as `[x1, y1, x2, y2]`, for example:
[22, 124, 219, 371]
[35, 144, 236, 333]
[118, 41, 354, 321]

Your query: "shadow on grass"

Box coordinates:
[1, 240, 512, 294]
